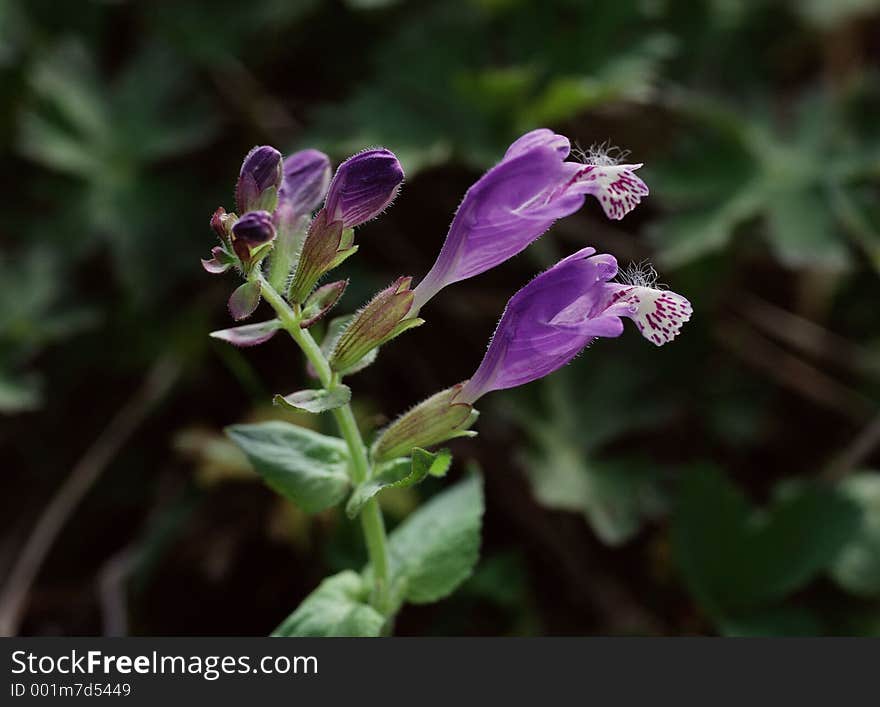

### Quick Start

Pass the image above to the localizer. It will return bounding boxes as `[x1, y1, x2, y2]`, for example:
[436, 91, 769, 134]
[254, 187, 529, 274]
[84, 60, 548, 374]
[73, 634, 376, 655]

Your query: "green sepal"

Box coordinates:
[273, 385, 352, 414]
[300, 279, 348, 328]
[345, 447, 452, 519]
[252, 184, 279, 213]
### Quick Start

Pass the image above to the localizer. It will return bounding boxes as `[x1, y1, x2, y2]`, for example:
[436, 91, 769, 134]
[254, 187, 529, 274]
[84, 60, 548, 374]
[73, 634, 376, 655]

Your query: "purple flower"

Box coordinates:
[409, 129, 649, 312]
[278, 149, 332, 216]
[456, 247, 691, 404]
[324, 148, 404, 229]
[236, 145, 283, 213]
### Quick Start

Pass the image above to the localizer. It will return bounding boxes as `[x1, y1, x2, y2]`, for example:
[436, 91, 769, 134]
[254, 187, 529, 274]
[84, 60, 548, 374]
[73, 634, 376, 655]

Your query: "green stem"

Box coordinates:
[257, 274, 392, 612]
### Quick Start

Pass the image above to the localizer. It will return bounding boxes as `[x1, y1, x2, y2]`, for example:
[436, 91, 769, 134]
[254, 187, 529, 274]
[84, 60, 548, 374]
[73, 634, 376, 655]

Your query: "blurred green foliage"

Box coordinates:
[1, 0, 879, 636]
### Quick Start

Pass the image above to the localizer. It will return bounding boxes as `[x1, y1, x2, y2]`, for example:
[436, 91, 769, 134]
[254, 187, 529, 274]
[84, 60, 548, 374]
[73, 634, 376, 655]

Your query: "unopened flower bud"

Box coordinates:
[324, 148, 404, 229]
[278, 149, 332, 215]
[210, 206, 236, 245]
[329, 277, 423, 373]
[231, 210, 276, 263]
[372, 384, 479, 462]
[236, 145, 282, 213]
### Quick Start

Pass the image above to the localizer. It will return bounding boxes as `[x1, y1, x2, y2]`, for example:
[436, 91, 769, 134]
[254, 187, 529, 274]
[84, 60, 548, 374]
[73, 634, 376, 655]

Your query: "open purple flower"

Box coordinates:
[409, 129, 649, 312]
[324, 148, 404, 229]
[456, 247, 691, 404]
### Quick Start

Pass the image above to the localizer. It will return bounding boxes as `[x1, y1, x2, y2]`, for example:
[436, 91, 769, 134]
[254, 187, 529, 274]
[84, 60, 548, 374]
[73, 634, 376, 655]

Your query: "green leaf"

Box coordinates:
[228, 281, 261, 321]
[672, 466, 860, 615]
[272, 571, 384, 637]
[765, 187, 850, 270]
[829, 473, 880, 597]
[380, 473, 484, 605]
[412, 447, 453, 478]
[225, 421, 349, 513]
[345, 448, 451, 519]
[273, 385, 352, 414]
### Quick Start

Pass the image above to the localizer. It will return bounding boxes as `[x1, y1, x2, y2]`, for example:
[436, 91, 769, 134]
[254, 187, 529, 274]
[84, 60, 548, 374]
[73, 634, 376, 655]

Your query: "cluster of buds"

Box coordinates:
[203, 144, 404, 326]
[206, 129, 691, 464]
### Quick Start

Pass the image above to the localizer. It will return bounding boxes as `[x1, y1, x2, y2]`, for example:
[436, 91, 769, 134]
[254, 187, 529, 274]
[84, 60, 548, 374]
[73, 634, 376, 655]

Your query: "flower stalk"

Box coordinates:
[256, 274, 392, 612]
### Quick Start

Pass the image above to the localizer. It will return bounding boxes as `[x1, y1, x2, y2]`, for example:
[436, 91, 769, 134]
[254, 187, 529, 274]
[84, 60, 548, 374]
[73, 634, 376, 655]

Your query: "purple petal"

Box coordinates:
[457, 248, 622, 403]
[210, 319, 282, 346]
[278, 149, 332, 216]
[228, 281, 262, 321]
[504, 128, 571, 160]
[324, 148, 404, 228]
[410, 144, 585, 311]
[236, 145, 282, 213]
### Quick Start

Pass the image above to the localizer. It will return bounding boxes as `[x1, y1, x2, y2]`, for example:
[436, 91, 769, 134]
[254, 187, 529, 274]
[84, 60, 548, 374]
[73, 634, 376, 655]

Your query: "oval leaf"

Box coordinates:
[273, 385, 352, 414]
[210, 319, 282, 347]
[228, 280, 262, 321]
[225, 421, 349, 512]
[365, 473, 483, 605]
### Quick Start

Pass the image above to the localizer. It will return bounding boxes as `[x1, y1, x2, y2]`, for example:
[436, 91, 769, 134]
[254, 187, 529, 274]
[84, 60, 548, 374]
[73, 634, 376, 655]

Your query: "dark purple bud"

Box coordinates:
[278, 149, 332, 215]
[232, 210, 276, 247]
[324, 148, 404, 228]
[236, 145, 283, 213]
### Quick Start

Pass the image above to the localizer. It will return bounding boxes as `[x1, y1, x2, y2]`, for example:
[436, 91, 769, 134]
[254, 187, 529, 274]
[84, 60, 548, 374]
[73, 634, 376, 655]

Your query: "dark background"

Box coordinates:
[1, 0, 879, 636]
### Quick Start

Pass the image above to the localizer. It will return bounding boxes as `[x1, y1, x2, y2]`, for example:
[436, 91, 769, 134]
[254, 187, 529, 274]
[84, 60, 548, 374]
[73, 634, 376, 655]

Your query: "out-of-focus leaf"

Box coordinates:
[273, 385, 352, 414]
[765, 187, 850, 270]
[719, 605, 823, 637]
[226, 421, 350, 512]
[653, 91, 869, 270]
[513, 364, 672, 544]
[829, 473, 880, 597]
[272, 570, 384, 637]
[0, 372, 42, 414]
[672, 466, 860, 615]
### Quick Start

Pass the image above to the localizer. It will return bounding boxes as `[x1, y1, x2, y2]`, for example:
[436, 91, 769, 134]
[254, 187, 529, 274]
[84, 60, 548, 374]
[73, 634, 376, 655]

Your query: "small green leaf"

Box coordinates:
[345, 448, 451, 519]
[272, 570, 384, 637]
[225, 421, 349, 512]
[227, 280, 261, 321]
[273, 385, 352, 413]
[411, 447, 452, 478]
[377, 473, 484, 605]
